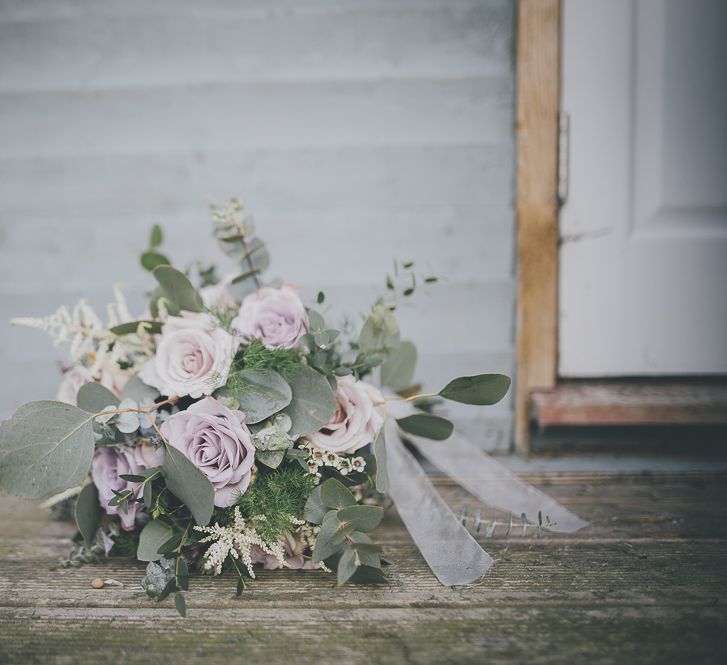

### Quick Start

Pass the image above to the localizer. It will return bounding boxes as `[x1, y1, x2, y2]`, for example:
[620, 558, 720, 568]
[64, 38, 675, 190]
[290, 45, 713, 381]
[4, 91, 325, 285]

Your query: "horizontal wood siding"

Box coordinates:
[0, 0, 516, 449]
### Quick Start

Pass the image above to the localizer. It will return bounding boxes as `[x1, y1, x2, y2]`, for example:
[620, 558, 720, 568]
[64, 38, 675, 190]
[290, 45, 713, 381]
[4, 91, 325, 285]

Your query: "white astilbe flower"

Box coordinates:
[195, 508, 287, 577]
[10, 285, 155, 372]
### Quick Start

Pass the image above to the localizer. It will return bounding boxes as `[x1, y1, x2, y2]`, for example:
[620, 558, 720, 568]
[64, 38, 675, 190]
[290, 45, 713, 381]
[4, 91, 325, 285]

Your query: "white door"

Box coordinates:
[559, 0, 727, 377]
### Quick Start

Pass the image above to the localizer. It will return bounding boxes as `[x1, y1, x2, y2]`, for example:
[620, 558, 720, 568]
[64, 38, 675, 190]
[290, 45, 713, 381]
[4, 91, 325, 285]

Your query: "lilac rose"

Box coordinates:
[231, 284, 308, 349]
[139, 312, 237, 399]
[307, 376, 384, 454]
[161, 397, 256, 507]
[92, 443, 165, 531]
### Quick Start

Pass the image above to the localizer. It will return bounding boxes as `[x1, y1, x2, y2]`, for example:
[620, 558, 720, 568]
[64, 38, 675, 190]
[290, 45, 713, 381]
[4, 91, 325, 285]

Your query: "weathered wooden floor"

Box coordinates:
[1, 472, 726, 665]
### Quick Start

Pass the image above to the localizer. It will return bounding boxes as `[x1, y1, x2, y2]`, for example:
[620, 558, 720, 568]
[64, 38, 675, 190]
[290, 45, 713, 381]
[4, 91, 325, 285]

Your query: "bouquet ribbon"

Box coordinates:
[384, 400, 588, 586]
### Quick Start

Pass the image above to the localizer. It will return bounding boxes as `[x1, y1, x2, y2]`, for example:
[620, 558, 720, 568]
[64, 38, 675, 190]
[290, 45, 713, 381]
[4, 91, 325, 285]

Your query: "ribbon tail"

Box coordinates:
[384, 418, 494, 586]
[387, 401, 588, 534]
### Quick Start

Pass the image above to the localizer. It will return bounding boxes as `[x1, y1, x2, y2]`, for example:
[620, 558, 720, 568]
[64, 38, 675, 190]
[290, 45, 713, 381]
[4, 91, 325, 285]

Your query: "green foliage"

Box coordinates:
[282, 365, 338, 438]
[152, 265, 204, 315]
[211, 198, 269, 291]
[438, 373, 511, 406]
[373, 428, 388, 493]
[110, 320, 163, 336]
[75, 484, 102, 548]
[0, 401, 95, 499]
[163, 445, 214, 526]
[140, 225, 171, 272]
[235, 466, 317, 543]
[305, 479, 385, 586]
[137, 519, 174, 562]
[217, 367, 292, 424]
[111, 528, 141, 558]
[76, 382, 118, 413]
[241, 338, 301, 376]
[358, 304, 400, 358]
[380, 340, 417, 391]
[320, 478, 356, 510]
[397, 413, 454, 441]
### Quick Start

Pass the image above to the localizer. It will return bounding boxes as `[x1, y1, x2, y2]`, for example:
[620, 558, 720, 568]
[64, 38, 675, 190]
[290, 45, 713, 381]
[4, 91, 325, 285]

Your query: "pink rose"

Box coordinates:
[307, 376, 384, 454]
[161, 397, 256, 508]
[139, 312, 237, 399]
[57, 365, 117, 405]
[92, 443, 165, 531]
[231, 284, 308, 349]
[251, 532, 318, 570]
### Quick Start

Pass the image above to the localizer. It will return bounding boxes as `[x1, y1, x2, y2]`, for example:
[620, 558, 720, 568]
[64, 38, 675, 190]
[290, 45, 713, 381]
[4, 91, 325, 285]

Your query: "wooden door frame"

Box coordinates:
[514, 0, 562, 454]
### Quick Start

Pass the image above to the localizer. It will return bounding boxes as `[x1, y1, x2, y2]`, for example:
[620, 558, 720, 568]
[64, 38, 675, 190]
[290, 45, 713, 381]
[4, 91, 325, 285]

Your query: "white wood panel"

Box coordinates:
[0, 146, 513, 216]
[0, 5, 512, 91]
[0, 78, 512, 156]
[0, 209, 514, 290]
[0, 0, 516, 449]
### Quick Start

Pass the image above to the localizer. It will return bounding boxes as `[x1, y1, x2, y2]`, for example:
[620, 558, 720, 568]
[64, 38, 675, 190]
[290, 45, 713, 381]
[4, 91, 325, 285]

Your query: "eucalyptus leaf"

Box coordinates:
[110, 320, 163, 336]
[337, 547, 358, 586]
[350, 565, 387, 585]
[303, 485, 327, 524]
[282, 365, 337, 438]
[337, 505, 383, 533]
[120, 375, 161, 403]
[141, 251, 170, 272]
[255, 449, 286, 469]
[153, 265, 204, 313]
[175, 592, 187, 617]
[77, 382, 119, 413]
[380, 340, 417, 391]
[163, 445, 214, 526]
[0, 401, 95, 499]
[373, 427, 388, 493]
[313, 511, 353, 561]
[137, 519, 174, 562]
[75, 483, 102, 548]
[358, 304, 400, 356]
[217, 369, 292, 424]
[397, 413, 454, 441]
[319, 478, 356, 510]
[308, 310, 325, 332]
[438, 373, 511, 406]
[285, 448, 309, 472]
[351, 542, 381, 568]
[150, 224, 164, 248]
[140, 558, 176, 599]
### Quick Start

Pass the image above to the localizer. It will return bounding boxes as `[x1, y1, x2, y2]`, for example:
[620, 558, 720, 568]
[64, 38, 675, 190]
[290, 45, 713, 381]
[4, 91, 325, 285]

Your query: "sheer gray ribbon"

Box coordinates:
[384, 400, 588, 587]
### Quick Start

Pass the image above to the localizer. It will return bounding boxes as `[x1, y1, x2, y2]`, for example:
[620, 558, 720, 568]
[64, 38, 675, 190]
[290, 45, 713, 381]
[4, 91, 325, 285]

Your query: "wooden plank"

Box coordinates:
[1, 605, 723, 665]
[531, 380, 727, 426]
[514, 0, 562, 454]
[0, 473, 726, 664]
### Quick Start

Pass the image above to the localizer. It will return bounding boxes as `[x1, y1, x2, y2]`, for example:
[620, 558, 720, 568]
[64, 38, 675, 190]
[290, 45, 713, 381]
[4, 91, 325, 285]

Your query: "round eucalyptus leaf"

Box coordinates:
[282, 365, 337, 438]
[0, 401, 95, 499]
[137, 519, 174, 562]
[77, 382, 119, 413]
[217, 368, 292, 424]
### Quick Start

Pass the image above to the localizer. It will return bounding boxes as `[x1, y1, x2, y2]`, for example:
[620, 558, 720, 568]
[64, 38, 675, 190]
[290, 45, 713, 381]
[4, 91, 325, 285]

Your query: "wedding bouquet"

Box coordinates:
[0, 199, 514, 616]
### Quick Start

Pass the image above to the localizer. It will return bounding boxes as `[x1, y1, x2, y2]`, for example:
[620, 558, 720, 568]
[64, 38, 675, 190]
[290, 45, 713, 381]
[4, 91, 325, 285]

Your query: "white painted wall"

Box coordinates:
[0, 0, 516, 450]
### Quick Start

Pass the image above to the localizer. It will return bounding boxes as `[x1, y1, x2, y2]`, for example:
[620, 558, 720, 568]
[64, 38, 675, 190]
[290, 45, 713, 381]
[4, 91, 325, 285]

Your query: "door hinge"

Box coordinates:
[557, 111, 569, 207]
